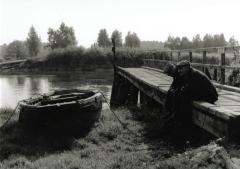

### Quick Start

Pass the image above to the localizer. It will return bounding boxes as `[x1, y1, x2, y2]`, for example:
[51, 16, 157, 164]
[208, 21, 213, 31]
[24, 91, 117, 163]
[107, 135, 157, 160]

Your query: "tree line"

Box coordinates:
[164, 34, 239, 50]
[0, 23, 141, 61]
[0, 22, 239, 61]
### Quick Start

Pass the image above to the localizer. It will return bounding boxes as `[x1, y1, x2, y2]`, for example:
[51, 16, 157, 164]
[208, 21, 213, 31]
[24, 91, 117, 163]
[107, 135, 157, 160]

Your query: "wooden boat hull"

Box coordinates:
[18, 89, 102, 132]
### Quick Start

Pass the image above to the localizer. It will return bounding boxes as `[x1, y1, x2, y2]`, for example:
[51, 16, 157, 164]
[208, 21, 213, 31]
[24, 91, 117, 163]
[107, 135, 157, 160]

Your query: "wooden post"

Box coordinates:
[202, 51, 207, 72]
[139, 91, 162, 119]
[126, 83, 139, 108]
[156, 54, 160, 68]
[151, 55, 154, 67]
[112, 37, 116, 68]
[110, 73, 130, 108]
[178, 51, 181, 61]
[110, 71, 120, 108]
[117, 79, 130, 106]
[147, 55, 149, 67]
[144, 55, 148, 67]
[220, 51, 226, 84]
[189, 51, 193, 62]
[213, 68, 218, 81]
[140, 91, 148, 110]
[153, 54, 156, 68]
[170, 51, 173, 61]
[123, 56, 126, 67]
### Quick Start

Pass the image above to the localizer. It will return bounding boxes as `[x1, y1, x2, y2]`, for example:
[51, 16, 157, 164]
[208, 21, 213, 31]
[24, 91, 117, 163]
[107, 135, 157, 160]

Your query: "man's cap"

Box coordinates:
[176, 60, 190, 67]
[163, 63, 176, 77]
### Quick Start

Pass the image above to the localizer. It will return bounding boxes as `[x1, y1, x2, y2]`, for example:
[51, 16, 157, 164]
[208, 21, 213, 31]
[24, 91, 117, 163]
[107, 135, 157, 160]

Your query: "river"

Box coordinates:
[0, 69, 113, 108]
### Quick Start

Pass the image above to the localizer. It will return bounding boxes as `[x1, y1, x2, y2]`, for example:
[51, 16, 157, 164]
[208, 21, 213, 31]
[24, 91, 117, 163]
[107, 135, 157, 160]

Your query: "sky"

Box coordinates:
[0, 0, 240, 48]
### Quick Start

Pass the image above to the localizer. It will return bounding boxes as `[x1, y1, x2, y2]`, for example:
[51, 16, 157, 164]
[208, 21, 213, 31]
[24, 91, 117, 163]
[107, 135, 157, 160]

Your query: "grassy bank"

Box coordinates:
[1, 104, 240, 169]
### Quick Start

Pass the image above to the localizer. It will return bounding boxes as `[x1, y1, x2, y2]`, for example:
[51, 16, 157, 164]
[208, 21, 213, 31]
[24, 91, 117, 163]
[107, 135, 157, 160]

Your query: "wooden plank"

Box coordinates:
[193, 102, 233, 121]
[216, 97, 240, 104]
[143, 59, 240, 70]
[0, 59, 26, 66]
[220, 94, 240, 102]
[116, 68, 166, 105]
[217, 89, 240, 97]
[122, 68, 170, 93]
[143, 66, 240, 94]
[192, 109, 229, 138]
[219, 106, 240, 112]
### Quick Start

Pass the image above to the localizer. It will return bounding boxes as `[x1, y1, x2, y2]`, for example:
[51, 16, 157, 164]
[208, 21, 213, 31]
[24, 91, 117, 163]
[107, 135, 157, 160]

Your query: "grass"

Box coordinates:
[0, 105, 153, 168]
[0, 104, 240, 168]
[155, 142, 240, 169]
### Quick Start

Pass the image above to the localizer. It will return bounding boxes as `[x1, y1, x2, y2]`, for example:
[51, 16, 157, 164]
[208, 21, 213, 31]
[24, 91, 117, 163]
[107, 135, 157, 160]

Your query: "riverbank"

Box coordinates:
[0, 62, 113, 75]
[1, 105, 240, 169]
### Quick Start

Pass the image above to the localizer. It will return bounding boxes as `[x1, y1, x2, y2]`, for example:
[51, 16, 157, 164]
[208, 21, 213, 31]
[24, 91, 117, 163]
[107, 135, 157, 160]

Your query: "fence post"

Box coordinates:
[154, 54, 157, 68]
[202, 51, 207, 72]
[145, 55, 148, 67]
[178, 51, 181, 61]
[213, 68, 218, 81]
[220, 49, 226, 84]
[189, 51, 192, 62]
[143, 55, 145, 67]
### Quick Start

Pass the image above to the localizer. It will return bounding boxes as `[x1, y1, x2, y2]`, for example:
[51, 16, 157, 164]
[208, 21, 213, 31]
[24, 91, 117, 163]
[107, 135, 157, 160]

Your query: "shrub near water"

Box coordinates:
[42, 47, 143, 69]
[42, 47, 113, 70]
[18, 47, 146, 72]
[44, 46, 85, 68]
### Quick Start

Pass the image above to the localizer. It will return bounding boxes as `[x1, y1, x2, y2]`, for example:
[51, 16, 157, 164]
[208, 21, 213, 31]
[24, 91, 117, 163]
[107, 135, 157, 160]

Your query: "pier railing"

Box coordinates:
[142, 46, 240, 85]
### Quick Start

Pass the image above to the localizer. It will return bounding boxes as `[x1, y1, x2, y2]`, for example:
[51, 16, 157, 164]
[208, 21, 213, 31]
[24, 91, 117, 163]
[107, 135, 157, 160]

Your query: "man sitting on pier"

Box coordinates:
[164, 63, 184, 115]
[177, 60, 218, 103]
[164, 60, 218, 124]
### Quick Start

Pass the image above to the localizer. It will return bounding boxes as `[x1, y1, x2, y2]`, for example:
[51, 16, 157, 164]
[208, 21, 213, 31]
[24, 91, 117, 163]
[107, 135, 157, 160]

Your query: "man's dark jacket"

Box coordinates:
[183, 68, 218, 104]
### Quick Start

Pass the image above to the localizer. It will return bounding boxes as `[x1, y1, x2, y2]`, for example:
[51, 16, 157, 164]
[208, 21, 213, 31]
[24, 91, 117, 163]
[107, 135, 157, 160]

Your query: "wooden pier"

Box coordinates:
[110, 66, 240, 140]
[0, 59, 26, 71]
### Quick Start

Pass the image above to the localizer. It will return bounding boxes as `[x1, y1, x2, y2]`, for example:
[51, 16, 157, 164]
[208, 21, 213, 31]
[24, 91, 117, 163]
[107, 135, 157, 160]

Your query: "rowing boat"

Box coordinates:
[18, 89, 102, 133]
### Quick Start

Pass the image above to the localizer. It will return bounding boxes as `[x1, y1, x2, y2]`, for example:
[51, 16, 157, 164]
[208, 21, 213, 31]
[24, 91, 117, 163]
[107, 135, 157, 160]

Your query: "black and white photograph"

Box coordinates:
[1, 0, 240, 168]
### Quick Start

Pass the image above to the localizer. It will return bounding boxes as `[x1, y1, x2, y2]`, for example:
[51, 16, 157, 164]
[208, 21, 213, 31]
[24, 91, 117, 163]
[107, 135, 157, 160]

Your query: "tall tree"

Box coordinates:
[164, 35, 181, 49]
[180, 36, 191, 49]
[111, 30, 123, 47]
[26, 26, 41, 57]
[218, 33, 227, 46]
[0, 44, 8, 60]
[203, 34, 214, 47]
[192, 34, 202, 48]
[125, 32, 140, 48]
[164, 35, 175, 49]
[4, 41, 28, 60]
[47, 22, 77, 49]
[229, 36, 239, 46]
[213, 34, 226, 47]
[173, 37, 181, 49]
[97, 29, 111, 47]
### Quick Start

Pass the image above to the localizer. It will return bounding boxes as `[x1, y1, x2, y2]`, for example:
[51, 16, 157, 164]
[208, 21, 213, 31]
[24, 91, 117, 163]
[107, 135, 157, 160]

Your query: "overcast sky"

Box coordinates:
[0, 0, 240, 47]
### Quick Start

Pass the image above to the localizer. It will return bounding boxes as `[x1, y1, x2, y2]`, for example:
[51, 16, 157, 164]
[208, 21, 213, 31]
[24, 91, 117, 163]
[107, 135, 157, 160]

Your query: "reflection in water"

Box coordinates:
[0, 76, 53, 108]
[0, 70, 113, 108]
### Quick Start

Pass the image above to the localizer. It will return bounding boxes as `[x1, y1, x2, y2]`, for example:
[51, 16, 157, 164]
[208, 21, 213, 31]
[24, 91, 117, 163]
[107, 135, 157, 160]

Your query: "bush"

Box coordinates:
[45, 46, 85, 67]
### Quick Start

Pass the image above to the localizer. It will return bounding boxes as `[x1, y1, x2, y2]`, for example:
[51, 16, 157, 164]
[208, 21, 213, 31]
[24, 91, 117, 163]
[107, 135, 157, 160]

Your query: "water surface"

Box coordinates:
[0, 69, 113, 108]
